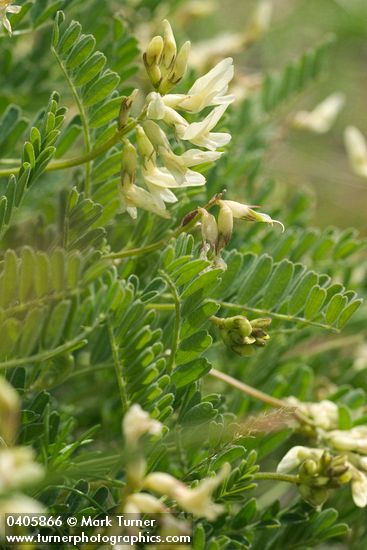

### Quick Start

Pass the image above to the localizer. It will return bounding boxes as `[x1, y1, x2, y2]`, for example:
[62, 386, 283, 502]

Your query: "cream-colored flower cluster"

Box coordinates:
[0, 377, 45, 537]
[0, 0, 21, 35]
[277, 445, 367, 508]
[120, 20, 234, 220]
[122, 403, 229, 521]
[279, 397, 367, 507]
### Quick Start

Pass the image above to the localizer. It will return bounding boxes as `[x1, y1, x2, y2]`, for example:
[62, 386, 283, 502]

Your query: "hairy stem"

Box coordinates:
[253, 472, 299, 484]
[209, 368, 311, 425]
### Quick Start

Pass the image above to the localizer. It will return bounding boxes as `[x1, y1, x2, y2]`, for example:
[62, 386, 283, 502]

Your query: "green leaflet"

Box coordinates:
[0, 93, 65, 237]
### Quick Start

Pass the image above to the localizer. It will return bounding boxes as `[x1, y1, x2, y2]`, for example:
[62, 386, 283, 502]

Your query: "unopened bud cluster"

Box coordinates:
[144, 20, 191, 94]
[277, 445, 367, 508]
[278, 394, 367, 508]
[211, 315, 272, 356]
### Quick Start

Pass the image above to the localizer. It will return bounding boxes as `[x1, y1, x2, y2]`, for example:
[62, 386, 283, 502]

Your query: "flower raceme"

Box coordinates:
[120, 20, 234, 220]
[119, 19, 285, 249]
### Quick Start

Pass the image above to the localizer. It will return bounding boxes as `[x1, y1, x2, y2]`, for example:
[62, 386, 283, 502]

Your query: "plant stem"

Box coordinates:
[0, 121, 136, 178]
[52, 46, 93, 195]
[209, 368, 311, 425]
[104, 202, 209, 260]
[107, 322, 129, 413]
[253, 472, 299, 484]
[159, 271, 181, 373]
[0, 334, 88, 370]
[216, 300, 339, 332]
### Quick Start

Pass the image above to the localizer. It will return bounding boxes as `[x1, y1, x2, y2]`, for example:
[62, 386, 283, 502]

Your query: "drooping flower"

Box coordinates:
[122, 404, 163, 446]
[180, 104, 232, 150]
[292, 92, 345, 134]
[162, 57, 235, 113]
[144, 464, 230, 520]
[142, 120, 217, 187]
[350, 466, 367, 508]
[0, 0, 21, 35]
[344, 126, 367, 179]
[216, 199, 284, 249]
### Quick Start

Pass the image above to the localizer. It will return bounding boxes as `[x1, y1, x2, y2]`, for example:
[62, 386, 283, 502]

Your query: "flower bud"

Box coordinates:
[217, 203, 233, 250]
[118, 89, 139, 130]
[145, 35, 164, 67]
[136, 125, 156, 163]
[162, 20, 177, 70]
[217, 199, 285, 231]
[169, 41, 191, 84]
[144, 61, 162, 90]
[0, 377, 20, 445]
[198, 208, 218, 251]
[121, 141, 137, 187]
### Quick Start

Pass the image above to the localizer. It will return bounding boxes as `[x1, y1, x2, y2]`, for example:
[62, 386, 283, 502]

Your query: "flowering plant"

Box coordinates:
[0, 1, 367, 549]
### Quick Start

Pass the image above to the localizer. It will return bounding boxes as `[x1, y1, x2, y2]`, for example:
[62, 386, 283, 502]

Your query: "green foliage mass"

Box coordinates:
[0, 1, 366, 549]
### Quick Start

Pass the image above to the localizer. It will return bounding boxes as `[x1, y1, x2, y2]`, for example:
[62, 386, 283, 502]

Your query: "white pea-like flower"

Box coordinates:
[119, 180, 171, 219]
[0, 447, 44, 492]
[286, 397, 339, 431]
[350, 466, 367, 508]
[292, 92, 345, 134]
[344, 126, 367, 179]
[174, 464, 230, 520]
[0, 1, 21, 35]
[181, 104, 232, 150]
[325, 427, 367, 455]
[217, 199, 285, 231]
[122, 404, 163, 446]
[144, 464, 230, 520]
[162, 57, 235, 113]
[143, 120, 216, 187]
